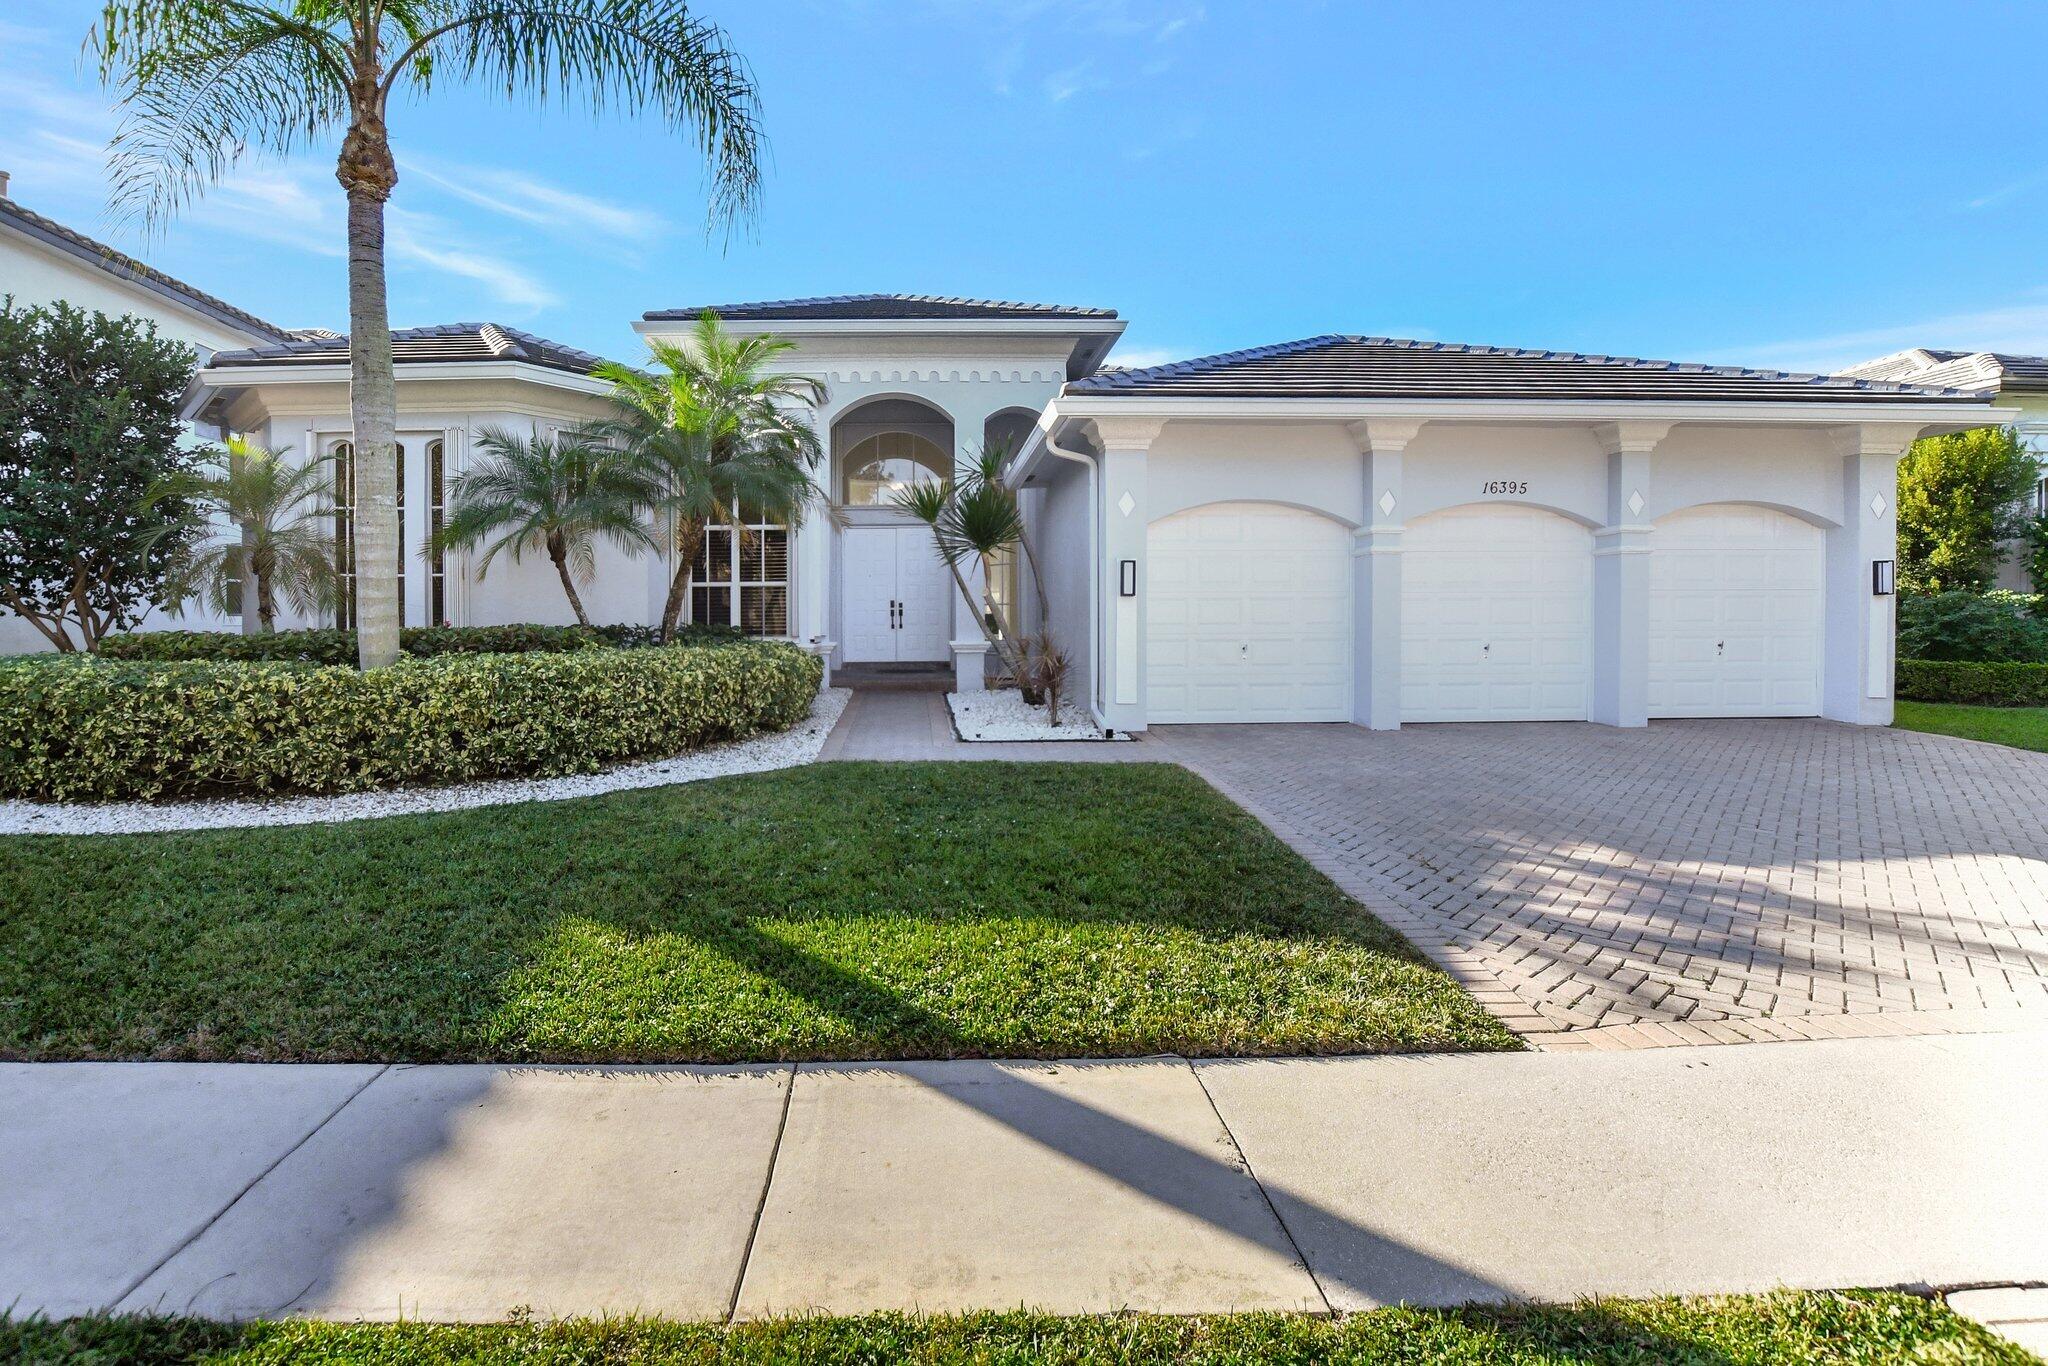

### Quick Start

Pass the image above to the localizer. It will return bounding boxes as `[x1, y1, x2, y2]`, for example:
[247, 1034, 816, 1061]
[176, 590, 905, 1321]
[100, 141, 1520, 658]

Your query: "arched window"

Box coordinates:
[842, 431, 950, 506]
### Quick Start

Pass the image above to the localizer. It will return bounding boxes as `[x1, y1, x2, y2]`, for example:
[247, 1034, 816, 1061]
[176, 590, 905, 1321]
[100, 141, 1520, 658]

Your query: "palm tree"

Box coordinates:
[151, 437, 338, 633]
[892, 478, 1031, 684]
[91, 2, 763, 670]
[432, 426, 653, 627]
[589, 312, 823, 641]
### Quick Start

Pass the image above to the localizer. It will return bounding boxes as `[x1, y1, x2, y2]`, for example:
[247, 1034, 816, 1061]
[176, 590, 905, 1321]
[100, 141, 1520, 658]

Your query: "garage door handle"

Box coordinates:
[1482, 643, 1490, 656]
[1717, 640, 1725, 655]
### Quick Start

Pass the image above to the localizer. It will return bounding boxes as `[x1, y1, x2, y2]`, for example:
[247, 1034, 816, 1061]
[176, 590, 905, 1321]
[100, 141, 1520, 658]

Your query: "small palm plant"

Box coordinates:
[150, 438, 337, 633]
[892, 478, 1033, 684]
[432, 426, 654, 628]
[590, 312, 824, 641]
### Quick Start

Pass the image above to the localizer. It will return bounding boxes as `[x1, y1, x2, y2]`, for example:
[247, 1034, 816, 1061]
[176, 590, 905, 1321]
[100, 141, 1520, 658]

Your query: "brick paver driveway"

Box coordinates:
[1157, 719, 2048, 1043]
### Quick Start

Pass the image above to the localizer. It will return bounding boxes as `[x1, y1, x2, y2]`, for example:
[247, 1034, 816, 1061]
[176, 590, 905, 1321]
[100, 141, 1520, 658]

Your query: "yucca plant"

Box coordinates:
[91, 1, 763, 670]
[590, 312, 824, 641]
[958, 437, 1049, 622]
[432, 426, 654, 627]
[891, 478, 1033, 684]
[148, 437, 337, 633]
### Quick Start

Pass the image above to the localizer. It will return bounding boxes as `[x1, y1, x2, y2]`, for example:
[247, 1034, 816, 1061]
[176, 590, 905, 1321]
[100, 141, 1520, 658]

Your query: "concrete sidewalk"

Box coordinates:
[5, 1031, 2044, 1323]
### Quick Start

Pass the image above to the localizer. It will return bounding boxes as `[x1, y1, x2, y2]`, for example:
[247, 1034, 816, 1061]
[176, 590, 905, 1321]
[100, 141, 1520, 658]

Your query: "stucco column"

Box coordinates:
[949, 399, 1005, 691]
[1590, 422, 1668, 728]
[1095, 419, 1164, 733]
[794, 395, 840, 655]
[1346, 420, 1423, 730]
[1824, 424, 1914, 725]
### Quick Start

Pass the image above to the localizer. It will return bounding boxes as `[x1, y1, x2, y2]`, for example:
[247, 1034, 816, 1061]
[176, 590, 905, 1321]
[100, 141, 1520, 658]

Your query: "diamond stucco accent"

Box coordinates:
[1118, 491, 1136, 517]
[1870, 493, 1889, 518]
[1627, 490, 1645, 517]
[1378, 490, 1397, 517]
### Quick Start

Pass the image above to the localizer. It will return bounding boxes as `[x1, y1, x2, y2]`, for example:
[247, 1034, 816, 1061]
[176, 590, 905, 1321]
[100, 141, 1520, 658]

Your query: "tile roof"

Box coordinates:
[646, 293, 1117, 322]
[0, 195, 291, 343]
[1839, 348, 2048, 392]
[207, 323, 611, 376]
[1067, 335, 1987, 403]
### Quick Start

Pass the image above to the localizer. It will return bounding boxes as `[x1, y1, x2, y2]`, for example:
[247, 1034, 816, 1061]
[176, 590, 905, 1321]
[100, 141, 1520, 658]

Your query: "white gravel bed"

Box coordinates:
[947, 688, 1131, 742]
[0, 687, 851, 836]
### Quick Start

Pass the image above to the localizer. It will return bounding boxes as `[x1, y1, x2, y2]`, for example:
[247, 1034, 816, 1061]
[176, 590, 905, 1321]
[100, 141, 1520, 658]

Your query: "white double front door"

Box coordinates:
[842, 523, 953, 663]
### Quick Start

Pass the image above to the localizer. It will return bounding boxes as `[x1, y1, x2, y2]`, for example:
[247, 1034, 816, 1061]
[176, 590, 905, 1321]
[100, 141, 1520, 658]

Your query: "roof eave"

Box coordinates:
[193, 358, 612, 396]
[1003, 394, 2009, 481]
[0, 207, 291, 345]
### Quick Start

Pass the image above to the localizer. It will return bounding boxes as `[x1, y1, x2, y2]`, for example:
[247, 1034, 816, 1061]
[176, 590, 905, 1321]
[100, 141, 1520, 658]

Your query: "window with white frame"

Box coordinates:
[691, 505, 789, 635]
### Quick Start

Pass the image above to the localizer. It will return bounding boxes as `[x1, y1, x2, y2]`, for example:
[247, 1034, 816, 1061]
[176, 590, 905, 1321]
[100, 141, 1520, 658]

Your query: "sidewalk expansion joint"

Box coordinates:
[725, 1061, 799, 1323]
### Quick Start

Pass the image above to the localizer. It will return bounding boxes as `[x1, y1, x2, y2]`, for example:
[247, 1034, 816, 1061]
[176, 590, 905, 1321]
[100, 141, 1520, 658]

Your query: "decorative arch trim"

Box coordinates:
[1406, 499, 1601, 530]
[1148, 497, 1360, 531]
[1653, 498, 1840, 530]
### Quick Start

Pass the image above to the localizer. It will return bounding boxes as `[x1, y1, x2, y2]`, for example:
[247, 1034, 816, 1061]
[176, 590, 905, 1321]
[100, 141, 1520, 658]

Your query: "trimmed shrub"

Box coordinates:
[1896, 590, 2048, 663]
[1896, 659, 2048, 707]
[0, 640, 821, 801]
[97, 622, 743, 663]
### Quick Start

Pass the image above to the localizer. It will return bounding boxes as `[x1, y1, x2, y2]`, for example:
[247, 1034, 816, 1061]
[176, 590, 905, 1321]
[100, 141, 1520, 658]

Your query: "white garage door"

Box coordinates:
[1146, 502, 1352, 723]
[1402, 505, 1593, 722]
[1649, 505, 1824, 718]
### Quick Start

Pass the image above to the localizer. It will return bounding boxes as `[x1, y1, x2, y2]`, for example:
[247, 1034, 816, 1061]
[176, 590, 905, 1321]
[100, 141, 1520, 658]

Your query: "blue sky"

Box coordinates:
[5, 0, 2048, 375]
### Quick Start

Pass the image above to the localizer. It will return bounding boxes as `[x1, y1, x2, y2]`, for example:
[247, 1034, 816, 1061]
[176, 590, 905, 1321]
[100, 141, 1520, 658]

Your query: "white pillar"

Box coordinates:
[950, 400, 1002, 691]
[1346, 420, 1424, 730]
[794, 397, 841, 656]
[1590, 422, 1668, 728]
[1824, 424, 1914, 725]
[1095, 419, 1163, 733]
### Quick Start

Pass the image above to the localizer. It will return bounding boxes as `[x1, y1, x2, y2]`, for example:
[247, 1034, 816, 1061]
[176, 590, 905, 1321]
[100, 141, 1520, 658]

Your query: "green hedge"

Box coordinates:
[0, 640, 821, 801]
[97, 622, 740, 664]
[1896, 658, 2048, 707]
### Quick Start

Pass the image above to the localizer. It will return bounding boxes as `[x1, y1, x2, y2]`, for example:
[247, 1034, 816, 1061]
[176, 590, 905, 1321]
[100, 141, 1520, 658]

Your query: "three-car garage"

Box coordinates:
[1016, 332, 1996, 733]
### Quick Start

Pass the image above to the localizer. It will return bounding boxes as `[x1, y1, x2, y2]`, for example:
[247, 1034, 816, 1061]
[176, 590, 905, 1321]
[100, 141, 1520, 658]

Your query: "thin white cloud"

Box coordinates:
[1043, 62, 1094, 103]
[388, 207, 560, 311]
[946, 0, 1205, 100]
[1705, 295, 2048, 375]
[1964, 171, 2048, 212]
[401, 157, 664, 242]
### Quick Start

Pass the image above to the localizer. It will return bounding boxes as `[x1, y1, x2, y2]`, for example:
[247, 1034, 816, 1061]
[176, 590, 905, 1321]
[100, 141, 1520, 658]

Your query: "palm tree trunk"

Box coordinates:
[340, 90, 401, 669]
[548, 536, 592, 627]
[660, 517, 705, 642]
[253, 546, 278, 633]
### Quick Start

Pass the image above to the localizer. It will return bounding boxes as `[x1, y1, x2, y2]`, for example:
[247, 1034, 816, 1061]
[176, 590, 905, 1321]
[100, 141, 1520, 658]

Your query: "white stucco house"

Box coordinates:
[1840, 348, 2048, 591]
[0, 184, 2010, 730]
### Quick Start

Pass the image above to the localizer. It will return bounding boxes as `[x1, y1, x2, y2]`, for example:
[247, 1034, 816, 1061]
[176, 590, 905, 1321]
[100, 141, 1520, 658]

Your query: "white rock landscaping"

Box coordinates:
[0, 687, 851, 837]
[947, 689, 1131, 742]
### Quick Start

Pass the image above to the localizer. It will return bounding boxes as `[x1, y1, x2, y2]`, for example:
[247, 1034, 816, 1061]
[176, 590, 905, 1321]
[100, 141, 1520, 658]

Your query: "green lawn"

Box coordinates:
[0, 762, 1514, 1062]
[1895, 700, 2048, 754]
[3, 1293, 2027, 1364]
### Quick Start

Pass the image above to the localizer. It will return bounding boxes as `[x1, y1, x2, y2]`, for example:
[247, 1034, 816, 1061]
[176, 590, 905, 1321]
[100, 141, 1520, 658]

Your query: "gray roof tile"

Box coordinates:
[1069, 335, 1985, 403]
[207, 323, 610, 376]
[646, 293, 1117, 322]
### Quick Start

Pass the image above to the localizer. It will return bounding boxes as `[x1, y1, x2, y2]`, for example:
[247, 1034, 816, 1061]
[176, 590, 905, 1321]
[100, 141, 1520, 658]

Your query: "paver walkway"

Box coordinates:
[819, 694, 2048, 1048]
[6, 1032, 2043, 1321]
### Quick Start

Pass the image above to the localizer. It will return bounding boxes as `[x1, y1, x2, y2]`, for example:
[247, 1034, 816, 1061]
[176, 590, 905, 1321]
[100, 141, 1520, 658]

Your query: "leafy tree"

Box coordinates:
[2026, 513, 2048, 600]
[590, 312, 823, 642]
[433, 426, 653, 627]
[91, 1, 764, 669]
[1895, 426, 2039, 593]
[149, 438, 339, 634]
[0, 299, 200, 651]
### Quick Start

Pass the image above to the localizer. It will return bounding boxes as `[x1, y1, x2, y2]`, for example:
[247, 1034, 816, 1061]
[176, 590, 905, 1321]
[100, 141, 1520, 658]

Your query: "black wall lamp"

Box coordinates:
[1872, 559, 1895, 596]
[1120, 560, 1137, 597]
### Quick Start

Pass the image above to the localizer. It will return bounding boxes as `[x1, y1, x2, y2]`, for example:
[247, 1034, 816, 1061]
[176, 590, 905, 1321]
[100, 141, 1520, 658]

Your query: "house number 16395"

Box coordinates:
[1481, 480, 1529, 495]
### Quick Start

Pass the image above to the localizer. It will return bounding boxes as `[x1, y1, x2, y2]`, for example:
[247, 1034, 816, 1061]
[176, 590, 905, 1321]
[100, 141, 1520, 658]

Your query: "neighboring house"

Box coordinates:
[0, 184, 2010, 731]
[1838, 348, 2048, 590]
[0, 176, 297, 651]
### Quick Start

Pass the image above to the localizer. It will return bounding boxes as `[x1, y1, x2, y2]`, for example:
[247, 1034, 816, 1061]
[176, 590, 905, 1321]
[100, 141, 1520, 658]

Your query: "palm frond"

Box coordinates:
[384, 0, 763, 234]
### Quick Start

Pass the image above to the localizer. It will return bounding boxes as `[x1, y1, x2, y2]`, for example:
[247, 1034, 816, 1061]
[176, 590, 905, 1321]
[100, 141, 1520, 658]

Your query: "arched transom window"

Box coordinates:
[842, 431, 950, 506]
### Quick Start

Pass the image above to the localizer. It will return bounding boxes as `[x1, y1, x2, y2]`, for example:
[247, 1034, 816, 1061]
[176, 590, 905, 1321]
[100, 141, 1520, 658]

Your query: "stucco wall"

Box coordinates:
[1034, 452, 1097, 719]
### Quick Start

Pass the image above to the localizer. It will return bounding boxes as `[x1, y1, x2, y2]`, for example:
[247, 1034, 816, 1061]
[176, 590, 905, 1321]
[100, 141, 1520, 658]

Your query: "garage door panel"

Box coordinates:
[1649, 505, 1822, 719]
[1146, 502, 1353, 724]
[1403, 505, 1593, 722]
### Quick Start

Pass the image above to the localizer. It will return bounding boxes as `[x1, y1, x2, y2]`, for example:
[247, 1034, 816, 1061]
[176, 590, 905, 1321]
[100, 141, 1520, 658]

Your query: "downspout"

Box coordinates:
[1044, 431, 1106, 729]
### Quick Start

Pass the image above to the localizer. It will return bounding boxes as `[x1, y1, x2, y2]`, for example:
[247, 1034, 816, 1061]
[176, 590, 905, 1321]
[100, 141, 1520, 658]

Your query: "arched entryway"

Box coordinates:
[831, 396, 956, 664]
